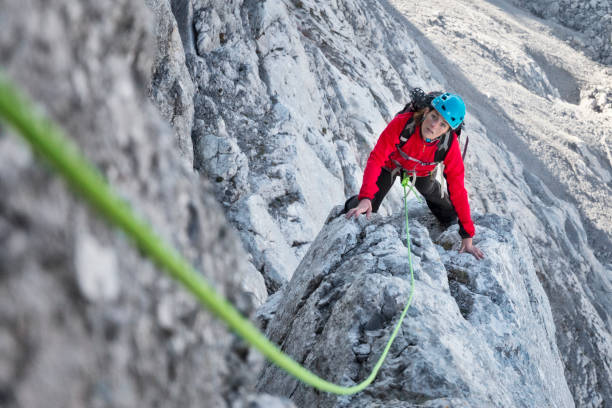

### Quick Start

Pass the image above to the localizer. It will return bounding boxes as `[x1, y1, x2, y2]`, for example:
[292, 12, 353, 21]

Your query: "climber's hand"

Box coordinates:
[345, 199, 373, 220]
[459, 237, 485, 260]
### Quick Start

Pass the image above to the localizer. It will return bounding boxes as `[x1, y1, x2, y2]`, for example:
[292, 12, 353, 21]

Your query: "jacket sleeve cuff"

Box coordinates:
[458, 222, 473, 239]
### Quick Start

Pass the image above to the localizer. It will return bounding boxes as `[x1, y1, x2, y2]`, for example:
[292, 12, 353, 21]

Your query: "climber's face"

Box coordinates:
[421, 108, 450, 140]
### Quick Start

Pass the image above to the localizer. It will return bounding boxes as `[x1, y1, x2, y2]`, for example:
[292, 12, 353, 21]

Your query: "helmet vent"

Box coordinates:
[431, 92, 465, 130]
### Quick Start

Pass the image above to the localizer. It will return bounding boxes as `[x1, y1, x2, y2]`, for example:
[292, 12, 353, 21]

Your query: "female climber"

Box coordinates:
[344, 90, 485, 260]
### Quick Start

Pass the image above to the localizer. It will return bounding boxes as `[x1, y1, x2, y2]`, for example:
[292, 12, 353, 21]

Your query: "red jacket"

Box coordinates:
[358, 112, 475, 237]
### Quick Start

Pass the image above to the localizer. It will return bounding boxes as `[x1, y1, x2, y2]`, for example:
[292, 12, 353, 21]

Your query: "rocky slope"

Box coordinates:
[184, 0, 440, 291]
[508, 0, 612, 65]
[258, 206, 574, 407]
[0, 0, 282, 407]
[1, 0, 610, 407]
[390, 2, 611, 405]
[184, 0, 610, 404]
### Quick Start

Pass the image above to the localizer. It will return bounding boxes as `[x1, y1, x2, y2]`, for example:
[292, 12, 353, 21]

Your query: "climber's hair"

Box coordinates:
[412, 106, 429, 125]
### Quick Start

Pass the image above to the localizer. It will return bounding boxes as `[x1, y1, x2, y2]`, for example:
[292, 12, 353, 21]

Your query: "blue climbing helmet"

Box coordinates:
[431, 93, 465, 129]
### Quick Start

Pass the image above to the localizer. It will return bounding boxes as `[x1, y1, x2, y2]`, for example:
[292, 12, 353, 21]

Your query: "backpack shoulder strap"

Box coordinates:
[398, 116, 417, 148]
[433, 125, 464, 163]
[433, 131, 453, 163]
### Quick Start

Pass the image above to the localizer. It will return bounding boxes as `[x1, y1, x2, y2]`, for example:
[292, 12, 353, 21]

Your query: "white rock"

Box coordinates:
[238, 262, 269, 309]
[75, 232, 120, 302]
[258, 210, 574, 408]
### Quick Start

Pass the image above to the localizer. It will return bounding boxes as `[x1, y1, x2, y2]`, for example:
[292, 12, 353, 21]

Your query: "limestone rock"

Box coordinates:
[189, 0, 439, 286]
[0, 0, 269, 406]
[258, 208, 574, 408]
[75, 231, 120, 302]
[147, 0, 196, 166]
[509, 0, 612, 65]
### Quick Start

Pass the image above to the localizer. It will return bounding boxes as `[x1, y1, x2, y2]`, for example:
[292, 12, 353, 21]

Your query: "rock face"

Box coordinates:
[185, 0, 439, 289]
[465, 121, 612, 408]
[507, 0, 612, 65]
[0, 0, 275, 407]
[2, 0, 611, 407]
[258, 206, 574, 407]
[188, 0, 612, 403]
[147, 0, 197, 166]
[386, 2, 612, 406]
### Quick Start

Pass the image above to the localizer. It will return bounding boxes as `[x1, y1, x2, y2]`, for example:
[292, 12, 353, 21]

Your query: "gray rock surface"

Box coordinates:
[233, 393, 296, 408]
[507, 0, 612, 65]
[464, 121, 612, 408]
[2, 0, 611, 407]
[189, 0, 611, 402]
[258, 206, 574, 407]
[186, 0, 439, 288]
[0, 0, 272, 406]
[147, 0, 197, 166]
[389, 2, 612, 405]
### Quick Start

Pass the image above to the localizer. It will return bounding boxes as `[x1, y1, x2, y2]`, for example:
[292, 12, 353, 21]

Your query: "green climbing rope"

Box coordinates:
[0, 73, 416, 395]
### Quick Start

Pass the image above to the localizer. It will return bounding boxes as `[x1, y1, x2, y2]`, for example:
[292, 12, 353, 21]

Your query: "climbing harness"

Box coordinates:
[401, 171, 422, 203]
[0, 74, 417, 395]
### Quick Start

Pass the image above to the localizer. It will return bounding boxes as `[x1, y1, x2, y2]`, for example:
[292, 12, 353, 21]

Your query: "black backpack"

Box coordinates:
[396, 88, 469, 162]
